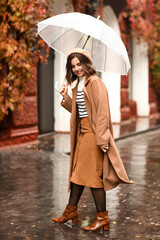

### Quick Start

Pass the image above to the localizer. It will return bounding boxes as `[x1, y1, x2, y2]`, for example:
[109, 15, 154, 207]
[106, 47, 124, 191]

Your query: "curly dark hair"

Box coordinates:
[65, 53, 97, 85]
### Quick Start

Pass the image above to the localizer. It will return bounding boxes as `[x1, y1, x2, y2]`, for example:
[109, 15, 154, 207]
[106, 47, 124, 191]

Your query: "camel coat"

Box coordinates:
[61, 75, 134, 191]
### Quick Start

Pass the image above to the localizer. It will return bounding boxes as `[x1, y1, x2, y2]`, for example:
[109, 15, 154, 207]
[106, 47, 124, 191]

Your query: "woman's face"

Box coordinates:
[71, 57, 85, 78]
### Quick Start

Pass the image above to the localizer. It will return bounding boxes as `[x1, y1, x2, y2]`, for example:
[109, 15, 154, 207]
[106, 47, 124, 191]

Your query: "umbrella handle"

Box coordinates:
[55, 81, 68, 93]
[55, 81, 61, 92]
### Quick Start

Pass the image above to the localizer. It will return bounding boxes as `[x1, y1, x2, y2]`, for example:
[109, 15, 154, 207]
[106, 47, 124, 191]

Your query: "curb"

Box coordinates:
[115, 125, 160, 142]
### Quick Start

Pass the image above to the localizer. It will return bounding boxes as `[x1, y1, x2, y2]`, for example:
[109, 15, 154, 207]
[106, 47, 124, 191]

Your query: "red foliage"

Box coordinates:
[0, 0, 54, 121]
[122, 0, 160, 91]
[124, 0, 157, 47]
[72, 0, 104, 18]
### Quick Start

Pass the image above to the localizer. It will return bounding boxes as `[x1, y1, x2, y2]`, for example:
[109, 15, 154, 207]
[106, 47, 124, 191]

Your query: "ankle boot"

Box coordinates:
[52, 205, 78, 224]
[82, 211, 110, 231]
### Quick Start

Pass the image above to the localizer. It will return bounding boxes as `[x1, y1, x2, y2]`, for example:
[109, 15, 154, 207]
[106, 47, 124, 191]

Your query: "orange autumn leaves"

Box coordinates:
[0, 0, 53, 121]
[122, 0, 160, 91]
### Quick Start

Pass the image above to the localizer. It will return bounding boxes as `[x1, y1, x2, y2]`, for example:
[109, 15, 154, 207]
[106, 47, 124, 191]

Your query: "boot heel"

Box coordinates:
[103, 224, 110, 231]
[72, 218, 78, 224]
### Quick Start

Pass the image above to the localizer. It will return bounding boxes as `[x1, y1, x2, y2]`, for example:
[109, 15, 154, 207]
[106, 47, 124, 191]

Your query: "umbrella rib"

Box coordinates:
[104, 45, 107, 72]
[39, 25, 50, 34]
[91, 37, 94, 58]
[49, 28, 74, 46]
[75, 34, 85, 48]
[82, 35, 90, 49]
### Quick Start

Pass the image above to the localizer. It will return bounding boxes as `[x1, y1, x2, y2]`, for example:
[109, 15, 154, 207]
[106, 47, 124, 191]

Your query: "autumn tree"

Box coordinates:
[71, 0, 104, 17]
[123, 0, 160, 91]
[0, 0, 53, 122]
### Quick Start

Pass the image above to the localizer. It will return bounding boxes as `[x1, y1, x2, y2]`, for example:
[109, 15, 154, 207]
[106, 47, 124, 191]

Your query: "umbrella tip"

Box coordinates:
[97, 15, 100, 20]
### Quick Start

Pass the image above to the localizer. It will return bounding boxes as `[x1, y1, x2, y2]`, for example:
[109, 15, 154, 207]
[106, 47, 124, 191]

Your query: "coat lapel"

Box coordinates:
[70, 82, 78, 127]
[83, 76, 90, 101]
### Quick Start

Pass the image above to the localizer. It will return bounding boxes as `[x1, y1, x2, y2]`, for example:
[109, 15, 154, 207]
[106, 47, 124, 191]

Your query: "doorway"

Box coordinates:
[37, 48, 54, 134]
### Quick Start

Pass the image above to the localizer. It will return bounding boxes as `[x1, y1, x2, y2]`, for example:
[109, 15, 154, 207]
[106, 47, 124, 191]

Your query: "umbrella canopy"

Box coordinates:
[38, 12, 130, 75]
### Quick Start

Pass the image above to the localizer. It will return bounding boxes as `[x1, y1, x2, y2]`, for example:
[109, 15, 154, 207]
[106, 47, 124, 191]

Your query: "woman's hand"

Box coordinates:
[100, 144, 109, 152]
[60, 83, 68, 99]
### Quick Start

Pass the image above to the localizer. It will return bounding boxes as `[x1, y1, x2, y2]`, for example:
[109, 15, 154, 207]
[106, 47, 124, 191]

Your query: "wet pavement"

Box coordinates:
[111, 113, 160, 140]
[0, 129, 160, 240]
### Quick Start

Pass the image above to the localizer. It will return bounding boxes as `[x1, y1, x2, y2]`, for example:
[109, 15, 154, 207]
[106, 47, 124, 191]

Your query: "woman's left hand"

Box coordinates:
[100, 144, 109, 152]
[60, 83, 68, 98]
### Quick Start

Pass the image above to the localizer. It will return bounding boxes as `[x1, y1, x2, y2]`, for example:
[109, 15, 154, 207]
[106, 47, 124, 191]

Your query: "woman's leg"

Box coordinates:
[52, 183, 84, 224]
[90, 187, 106, 212]
[68, 182, 84, 206]
[82, 187, 109, 231]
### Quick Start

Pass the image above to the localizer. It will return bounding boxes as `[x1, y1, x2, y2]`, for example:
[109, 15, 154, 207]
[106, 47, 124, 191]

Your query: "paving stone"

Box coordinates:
[0, 130, 160, 239]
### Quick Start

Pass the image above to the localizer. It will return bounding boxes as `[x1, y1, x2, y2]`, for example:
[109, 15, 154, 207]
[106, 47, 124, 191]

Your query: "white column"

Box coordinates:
[102, 73, 121, 123]
[101, 5, 121, 123]
[54, 52, 70, 132]
[132, 37, 149, 116]
[52, 0, 74, 132]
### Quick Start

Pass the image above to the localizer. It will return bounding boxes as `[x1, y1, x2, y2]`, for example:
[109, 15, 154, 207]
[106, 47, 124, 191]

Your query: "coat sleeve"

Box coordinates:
[61, 95, 72, 113]
[91, 78, 111, 145]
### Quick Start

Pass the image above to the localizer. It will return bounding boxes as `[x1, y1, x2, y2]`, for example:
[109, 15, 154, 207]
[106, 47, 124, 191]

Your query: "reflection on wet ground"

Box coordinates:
[114, 113, 160, 139]
[37, 113, 160, 153]
[0, 129, 160, 239]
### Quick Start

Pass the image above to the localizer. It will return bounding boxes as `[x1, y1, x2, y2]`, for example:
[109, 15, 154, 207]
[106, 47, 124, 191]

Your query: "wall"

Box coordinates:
[101, 5, 121, 123]
[52, 0, 74, 132]
[119, 10, 158, 119]
[54, 52, 70, 132]
[118, 13, 137, 120]
[131, 37, 150, 116]
[0, 66, 38, 147]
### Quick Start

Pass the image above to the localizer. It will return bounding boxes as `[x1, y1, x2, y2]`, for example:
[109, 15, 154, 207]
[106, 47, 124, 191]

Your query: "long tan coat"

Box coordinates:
[61, 75, 134, 191]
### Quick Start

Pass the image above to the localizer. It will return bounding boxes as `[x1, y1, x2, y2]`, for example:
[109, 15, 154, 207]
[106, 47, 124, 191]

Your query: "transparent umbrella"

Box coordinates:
[38, 12, 130, 76]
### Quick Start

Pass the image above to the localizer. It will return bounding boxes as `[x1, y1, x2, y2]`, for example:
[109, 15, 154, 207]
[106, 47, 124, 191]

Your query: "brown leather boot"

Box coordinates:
[82, 211, 110, 231]
[52, 205, 78, 224]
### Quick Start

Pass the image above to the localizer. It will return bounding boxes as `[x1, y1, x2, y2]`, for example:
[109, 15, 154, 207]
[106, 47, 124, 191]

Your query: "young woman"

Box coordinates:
[52, 48, 133, 231]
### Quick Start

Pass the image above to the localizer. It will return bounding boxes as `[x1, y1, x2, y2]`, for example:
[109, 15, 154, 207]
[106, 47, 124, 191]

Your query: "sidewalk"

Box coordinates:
[37, 113, 160, 153]
[113, 113, 160, 140]
[0, 115, 160, 240]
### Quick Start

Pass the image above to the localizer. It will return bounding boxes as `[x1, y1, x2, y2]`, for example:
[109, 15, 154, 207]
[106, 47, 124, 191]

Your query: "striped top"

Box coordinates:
[76, 77, 88, 118]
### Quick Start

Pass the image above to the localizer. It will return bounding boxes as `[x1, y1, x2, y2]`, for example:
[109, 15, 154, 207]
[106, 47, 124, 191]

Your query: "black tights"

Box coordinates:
[68, 182, 84, 206]
[90, 187, 106, 212]
[68, 183, 106, 212]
